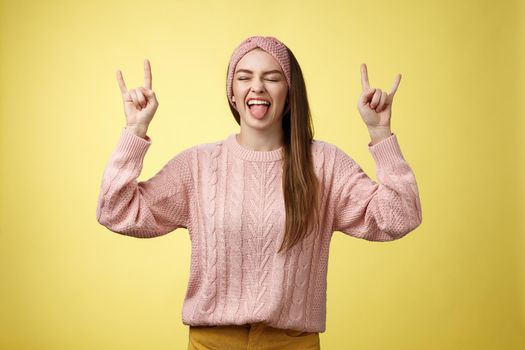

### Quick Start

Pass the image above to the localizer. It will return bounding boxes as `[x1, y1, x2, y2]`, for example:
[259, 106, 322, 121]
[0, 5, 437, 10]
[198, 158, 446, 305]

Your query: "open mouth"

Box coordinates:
[247, 100, 271, 119]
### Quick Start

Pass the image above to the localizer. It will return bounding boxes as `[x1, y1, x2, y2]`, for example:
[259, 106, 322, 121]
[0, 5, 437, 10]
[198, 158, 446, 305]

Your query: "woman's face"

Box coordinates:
[232, 48, 288, 131]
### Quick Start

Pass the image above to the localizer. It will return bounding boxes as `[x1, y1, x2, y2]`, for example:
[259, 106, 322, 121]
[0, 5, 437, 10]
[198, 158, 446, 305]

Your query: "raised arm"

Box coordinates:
[331, 134, 422, 241]
[96, 58, 192, 237]
[96, 128, 192, 238]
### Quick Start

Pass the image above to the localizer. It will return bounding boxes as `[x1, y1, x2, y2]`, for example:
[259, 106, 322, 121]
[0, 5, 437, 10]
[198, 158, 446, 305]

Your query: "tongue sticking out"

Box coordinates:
[249, 104, 269, 119]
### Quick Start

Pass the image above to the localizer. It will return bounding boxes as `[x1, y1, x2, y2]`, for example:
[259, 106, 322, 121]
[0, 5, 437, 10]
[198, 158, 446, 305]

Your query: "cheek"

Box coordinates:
[232, 81, 241, 94]
[278, 85, 288, 100]
[232, 85, 248, 99]
[277, 91, 288, 105]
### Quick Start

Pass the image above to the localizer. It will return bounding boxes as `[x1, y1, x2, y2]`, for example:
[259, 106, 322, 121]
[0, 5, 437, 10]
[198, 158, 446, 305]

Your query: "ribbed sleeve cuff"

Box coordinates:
[114, 127, 152, 161]
[367, 133, 406, 167]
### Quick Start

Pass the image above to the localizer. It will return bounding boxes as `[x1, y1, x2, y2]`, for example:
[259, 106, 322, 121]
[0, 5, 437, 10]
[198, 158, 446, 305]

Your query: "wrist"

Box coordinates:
[126, 124, 149, 139]
[367, 126, 392, 146]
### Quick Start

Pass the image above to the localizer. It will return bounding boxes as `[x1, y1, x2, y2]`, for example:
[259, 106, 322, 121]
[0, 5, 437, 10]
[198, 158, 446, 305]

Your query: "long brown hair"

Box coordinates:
[227, 45, 321, 254]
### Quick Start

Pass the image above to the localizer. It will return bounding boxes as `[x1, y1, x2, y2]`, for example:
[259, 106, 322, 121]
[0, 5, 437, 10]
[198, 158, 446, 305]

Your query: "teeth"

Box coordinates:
[247, 100, 270, 106]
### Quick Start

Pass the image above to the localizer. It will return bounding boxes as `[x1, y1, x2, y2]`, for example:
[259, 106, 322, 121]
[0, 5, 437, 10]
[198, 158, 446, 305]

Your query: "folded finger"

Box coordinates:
[136, 88, 147, 108]
[376, 91, 388, 111]
[129, 89, 141, 110]
[370, 89, 382, 108]
[359, 87, 376, 106]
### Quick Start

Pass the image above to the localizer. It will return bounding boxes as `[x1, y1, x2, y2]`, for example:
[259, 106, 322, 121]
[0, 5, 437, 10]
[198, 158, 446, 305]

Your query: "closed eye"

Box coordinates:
[237, 77, 279, 82]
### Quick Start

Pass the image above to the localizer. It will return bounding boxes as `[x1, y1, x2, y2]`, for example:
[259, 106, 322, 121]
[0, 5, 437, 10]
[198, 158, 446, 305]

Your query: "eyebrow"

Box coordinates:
[234, 69, 283, 76]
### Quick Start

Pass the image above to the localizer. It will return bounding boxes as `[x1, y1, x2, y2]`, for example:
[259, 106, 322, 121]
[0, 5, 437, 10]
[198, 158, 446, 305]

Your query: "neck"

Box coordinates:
[236, 126, 284, 152]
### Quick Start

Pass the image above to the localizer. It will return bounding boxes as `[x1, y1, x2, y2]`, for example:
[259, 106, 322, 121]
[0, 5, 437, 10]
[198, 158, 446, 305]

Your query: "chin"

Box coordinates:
[241, 115, 271, 129]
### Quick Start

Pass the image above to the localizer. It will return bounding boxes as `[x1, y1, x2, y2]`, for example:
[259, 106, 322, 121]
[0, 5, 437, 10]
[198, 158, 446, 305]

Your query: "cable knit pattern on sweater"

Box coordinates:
[96, 128, 422, 333]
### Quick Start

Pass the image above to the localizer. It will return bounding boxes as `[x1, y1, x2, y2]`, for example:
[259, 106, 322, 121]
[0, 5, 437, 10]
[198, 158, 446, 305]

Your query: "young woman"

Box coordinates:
[96, 35, 422, 350]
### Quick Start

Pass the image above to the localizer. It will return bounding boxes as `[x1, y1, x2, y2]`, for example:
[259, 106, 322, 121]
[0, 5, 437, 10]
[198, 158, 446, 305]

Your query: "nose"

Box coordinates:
[250, 78, 266, 93]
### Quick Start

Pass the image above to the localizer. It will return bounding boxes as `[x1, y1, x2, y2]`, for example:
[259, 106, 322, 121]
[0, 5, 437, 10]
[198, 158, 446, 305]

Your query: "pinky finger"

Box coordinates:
[389, 74, 402, 97]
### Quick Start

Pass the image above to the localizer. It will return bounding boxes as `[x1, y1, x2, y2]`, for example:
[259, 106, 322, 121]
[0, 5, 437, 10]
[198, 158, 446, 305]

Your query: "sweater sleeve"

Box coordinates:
[331, 133, 422, 241]
[96, 127, 192, 238]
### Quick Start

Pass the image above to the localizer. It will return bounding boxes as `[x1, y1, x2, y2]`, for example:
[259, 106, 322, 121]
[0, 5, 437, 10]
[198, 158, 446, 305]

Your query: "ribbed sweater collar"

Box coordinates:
[224, 133, 284, 162]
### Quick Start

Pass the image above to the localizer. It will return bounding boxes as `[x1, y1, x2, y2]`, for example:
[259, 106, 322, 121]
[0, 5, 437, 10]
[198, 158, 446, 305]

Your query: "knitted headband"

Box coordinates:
[226, 35, 291, 110]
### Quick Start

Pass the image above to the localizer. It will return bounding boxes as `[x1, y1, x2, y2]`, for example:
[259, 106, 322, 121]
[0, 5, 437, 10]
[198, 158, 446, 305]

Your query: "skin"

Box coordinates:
[357, 63, 402, 145]
[116, 58, 158, 138]
[114, 58, 401, 147]
[231, 48, 288, 152]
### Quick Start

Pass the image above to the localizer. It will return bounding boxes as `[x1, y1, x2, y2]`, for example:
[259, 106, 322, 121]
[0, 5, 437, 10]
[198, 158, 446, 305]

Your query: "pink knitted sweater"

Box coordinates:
[96, 127, 422, 333]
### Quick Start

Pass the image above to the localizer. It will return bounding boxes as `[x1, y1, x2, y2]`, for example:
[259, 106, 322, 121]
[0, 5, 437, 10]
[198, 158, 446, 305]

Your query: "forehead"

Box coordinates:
[235, 48, 282, 73]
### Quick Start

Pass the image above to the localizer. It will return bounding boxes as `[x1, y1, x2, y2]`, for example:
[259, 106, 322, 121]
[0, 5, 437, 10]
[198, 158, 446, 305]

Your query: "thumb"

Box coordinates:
[140, 87, 157, 100]
[360, 88, 376, 105]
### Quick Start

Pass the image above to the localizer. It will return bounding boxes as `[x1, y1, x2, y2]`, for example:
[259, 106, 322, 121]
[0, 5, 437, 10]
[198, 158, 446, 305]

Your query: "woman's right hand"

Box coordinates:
[116, 59, 159, 135]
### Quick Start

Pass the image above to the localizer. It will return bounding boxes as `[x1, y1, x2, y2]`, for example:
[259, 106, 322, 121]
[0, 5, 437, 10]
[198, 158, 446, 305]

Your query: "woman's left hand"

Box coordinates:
[357, 63, 401, 128]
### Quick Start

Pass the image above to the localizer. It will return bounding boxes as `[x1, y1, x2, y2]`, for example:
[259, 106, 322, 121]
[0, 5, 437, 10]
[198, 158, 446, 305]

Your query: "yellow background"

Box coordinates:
[1, 0, 523, 348]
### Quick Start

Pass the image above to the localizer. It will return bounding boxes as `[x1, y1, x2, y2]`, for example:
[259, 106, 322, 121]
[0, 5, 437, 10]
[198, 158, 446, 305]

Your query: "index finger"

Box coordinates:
[144, 58, 152, 89]
[116, 69, 128, 94]
[360, 63, 370, 91]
